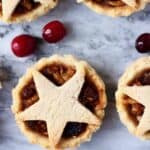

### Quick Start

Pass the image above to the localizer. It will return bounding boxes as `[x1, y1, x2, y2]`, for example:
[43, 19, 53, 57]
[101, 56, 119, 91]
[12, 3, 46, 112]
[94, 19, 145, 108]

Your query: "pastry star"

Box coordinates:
[2, 0, 20, 20]
[121, 0, 136, 7]
[2, 0, 49, 20]
[17, 68, 99, 149]
[122, 86, 150, 136]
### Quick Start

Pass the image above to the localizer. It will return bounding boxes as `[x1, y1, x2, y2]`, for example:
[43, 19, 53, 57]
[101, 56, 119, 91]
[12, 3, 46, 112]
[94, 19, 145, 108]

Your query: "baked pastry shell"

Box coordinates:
[0, 0, 57, 23]
[116, 57, 150, 139]
[12, 55, 107, 149]
[81, 0, 146, 17]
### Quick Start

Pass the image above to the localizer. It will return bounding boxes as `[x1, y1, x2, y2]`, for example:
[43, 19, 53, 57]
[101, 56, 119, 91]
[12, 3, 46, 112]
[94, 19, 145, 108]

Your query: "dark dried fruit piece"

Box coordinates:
[62, 122, 87, 138]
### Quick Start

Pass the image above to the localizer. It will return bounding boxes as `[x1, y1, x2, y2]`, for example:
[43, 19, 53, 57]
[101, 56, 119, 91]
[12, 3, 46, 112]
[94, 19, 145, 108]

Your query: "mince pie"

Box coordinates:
[12, 55, 107, 149]
[116, 57, 150, 139]
[0, 0, 57, 23]
[78, 0, 148, 16]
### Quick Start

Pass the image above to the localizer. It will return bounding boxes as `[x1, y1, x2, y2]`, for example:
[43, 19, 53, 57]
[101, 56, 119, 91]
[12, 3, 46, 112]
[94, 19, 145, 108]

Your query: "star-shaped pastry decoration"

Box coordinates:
[17, 67, 99, 149]
[2, 0, 49, 20]
[121, 0, 136, 7]
[2, 0, 20, 20]
[122, 85, 150, 136]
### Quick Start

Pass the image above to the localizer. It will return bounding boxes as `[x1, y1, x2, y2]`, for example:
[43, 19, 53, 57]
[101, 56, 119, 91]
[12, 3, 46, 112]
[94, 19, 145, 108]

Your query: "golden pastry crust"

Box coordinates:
[80, 0, 146, 17]
[0, 0, 57, 23]
[12, 55, 107, 149]
[116, 57, 150, 139]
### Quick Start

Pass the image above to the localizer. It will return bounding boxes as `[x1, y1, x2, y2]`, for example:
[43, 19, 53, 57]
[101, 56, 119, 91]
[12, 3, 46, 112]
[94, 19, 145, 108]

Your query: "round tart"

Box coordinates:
[116, 57, 150, 139]
[78, 0, 147, 17]
[0, 0, 57, 23]
[12, 55, 107, 149]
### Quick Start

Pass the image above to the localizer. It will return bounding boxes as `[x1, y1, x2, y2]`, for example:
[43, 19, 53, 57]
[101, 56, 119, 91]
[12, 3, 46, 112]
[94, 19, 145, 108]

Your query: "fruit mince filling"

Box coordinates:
[94, 0, 125, 7]
[20, 63, 100, 139]
[13, 0, 40, 16]
[124, 69, 150, 124]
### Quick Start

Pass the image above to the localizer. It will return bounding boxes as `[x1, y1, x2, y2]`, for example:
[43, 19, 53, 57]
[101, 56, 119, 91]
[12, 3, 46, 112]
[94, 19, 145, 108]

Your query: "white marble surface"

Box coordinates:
[0, 0, 150, 149]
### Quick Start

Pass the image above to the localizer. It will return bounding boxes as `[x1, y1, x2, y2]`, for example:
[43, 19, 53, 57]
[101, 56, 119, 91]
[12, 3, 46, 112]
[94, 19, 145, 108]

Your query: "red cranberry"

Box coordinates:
[135, 33, 150, 53]
[11, 34, 37, 57]
[42, 20, 66, 43]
